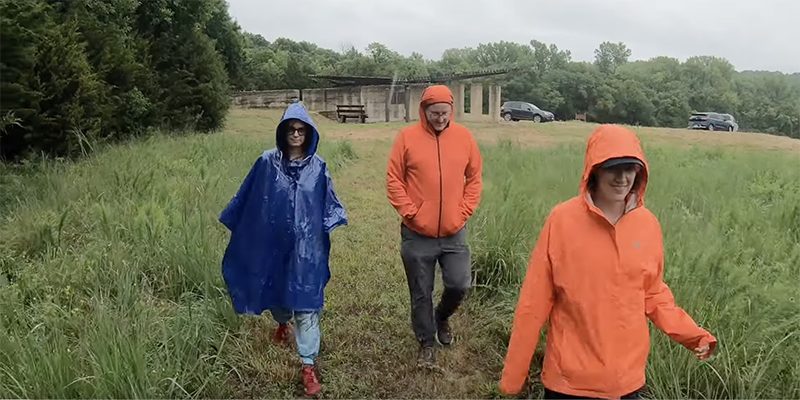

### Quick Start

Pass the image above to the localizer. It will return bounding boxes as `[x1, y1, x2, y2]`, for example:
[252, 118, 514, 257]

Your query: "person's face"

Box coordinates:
[425, 103, 452, 132]
[594, 163, 641, 203]
[286, 120, 306, 149]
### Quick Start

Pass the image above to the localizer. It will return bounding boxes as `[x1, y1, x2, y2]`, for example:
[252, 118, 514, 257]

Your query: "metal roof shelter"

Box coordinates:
[310, 67, 522, 87]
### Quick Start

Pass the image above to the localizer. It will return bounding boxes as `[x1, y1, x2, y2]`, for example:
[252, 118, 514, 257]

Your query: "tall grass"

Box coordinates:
[1, 122, 798, 398]
[469, 139, 800, 399]
[0, 133, 350, 398]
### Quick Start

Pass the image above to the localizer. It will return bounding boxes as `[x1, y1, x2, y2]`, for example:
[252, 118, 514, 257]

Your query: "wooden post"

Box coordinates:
[404, 85, 410, 122]
[385, 87, 391, 122]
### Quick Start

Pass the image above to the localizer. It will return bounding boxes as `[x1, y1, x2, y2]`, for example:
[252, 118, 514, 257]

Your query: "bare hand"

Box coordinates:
[694, 343, 712, 360]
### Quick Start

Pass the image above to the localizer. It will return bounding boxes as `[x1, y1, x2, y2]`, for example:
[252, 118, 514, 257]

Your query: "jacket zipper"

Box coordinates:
[436, 134, 443, 238]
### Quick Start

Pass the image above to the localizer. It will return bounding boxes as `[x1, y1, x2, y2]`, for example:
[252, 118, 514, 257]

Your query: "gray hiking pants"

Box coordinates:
[400, 223, 472, 346]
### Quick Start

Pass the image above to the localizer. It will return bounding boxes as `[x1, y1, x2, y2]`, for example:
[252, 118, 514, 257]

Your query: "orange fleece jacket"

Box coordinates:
[386, 85, 483, 238]
[499, 125, 717, 398]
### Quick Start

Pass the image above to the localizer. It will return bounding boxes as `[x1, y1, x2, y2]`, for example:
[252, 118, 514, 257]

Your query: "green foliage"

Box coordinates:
[148, 33, 229, 132]
[3, 0, 795, 160]
[0, 1, 55, 155]
[0, 133, 245, 398]
[594, 41, 632, 74]
[0, 0, 241, 161]
[1, 112, 797, 398]
[204, 0, 248, 89]
[238, 35, 800, 139]
[39, 18, 107, 153]
[327, 139, 359, 173]
[0, 0, 103, 160]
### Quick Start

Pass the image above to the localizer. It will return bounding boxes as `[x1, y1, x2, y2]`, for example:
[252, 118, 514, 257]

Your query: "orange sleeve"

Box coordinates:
[460, 134, 483, 219]
[645, 224, 717, 354]
[386, 131, 418, 218]
[499, 213, 555, 395]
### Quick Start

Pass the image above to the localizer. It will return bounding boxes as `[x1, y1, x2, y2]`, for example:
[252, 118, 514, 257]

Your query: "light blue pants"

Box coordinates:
[270, 308, 321, 365]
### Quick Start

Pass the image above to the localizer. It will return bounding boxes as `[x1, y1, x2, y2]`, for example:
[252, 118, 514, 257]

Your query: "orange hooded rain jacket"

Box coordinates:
[386, 85, 483, 238]
[499, 125, 717, 398]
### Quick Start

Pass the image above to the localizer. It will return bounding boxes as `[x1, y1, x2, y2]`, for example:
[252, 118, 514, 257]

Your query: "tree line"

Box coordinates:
[2, 0, 798, 161]
[240, 37, 800, 139]
[0, 0, 244, 161]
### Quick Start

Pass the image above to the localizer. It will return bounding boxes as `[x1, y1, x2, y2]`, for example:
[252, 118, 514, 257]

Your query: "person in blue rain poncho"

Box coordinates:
[219, 101, 347, 396]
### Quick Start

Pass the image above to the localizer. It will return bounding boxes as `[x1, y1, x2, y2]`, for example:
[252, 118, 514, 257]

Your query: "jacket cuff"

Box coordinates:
[498, 379, 522, 396]
[698, 334, 717, 353]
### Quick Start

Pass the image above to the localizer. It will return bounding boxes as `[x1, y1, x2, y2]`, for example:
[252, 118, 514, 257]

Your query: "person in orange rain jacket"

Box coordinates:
[386, 84, 483, 368]
[498, 125, 717, 399]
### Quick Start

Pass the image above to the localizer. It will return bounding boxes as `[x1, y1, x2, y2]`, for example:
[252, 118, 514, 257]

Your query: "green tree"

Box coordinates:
[1, 0, 246, 160]
[594, 41, 631, 74]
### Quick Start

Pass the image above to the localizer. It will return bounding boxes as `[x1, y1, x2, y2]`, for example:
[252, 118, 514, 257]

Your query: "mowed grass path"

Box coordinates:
[1, 108, 799, 399]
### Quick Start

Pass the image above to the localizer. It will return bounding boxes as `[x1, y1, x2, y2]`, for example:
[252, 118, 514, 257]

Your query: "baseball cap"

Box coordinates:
[600, 157, 644, 169]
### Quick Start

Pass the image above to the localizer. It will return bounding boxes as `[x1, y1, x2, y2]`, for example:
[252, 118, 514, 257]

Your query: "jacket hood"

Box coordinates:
[276, 101, 319, 157]
[580, 125, 649, 208]
[418, 85, 454, 134]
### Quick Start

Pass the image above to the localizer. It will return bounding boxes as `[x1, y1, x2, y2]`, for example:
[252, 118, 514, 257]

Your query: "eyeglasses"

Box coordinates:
[426, 110, 450, 120]
[288, 127, 306, 136]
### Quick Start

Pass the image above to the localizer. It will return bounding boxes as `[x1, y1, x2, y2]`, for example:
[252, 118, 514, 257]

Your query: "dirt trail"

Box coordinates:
[225, 139, 505, 399]
[221, 108, 798, 398]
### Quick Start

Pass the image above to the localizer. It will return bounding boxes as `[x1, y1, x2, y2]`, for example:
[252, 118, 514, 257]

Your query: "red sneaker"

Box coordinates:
[301, 365, 321, 396]
[270, 323, 292, 347]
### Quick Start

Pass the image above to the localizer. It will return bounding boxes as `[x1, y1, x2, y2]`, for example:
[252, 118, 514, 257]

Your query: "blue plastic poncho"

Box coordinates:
[219, 102, 348, 314]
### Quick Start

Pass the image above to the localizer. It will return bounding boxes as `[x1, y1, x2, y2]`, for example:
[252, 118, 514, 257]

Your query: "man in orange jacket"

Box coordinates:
[386, 85, 483, 368]
[499, 124, 716, 399]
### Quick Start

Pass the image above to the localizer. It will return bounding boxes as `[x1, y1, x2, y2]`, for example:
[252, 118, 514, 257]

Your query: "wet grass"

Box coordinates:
[1, 109, 798, 399]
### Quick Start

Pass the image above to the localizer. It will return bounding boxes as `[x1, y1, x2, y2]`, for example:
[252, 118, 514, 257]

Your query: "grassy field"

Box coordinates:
[1, 108, 799, 399]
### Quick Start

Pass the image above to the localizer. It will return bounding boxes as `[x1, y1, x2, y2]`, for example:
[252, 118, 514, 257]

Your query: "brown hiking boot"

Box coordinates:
[301, 365, 322, 396]
[417, 344, 437, 368]
[436, 317, 452, 346]
[270, 323, 292, 347]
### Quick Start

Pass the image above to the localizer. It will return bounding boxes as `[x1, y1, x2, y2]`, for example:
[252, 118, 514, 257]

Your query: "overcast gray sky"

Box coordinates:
[228, 0, 800, 73]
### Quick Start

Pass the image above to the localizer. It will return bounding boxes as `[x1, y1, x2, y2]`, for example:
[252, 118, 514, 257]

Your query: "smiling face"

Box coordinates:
[593, 163, 641, 203]
[425, 102, 452, 132]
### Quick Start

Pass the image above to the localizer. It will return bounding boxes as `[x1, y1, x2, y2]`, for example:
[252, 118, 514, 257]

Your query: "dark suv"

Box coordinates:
[688, 112, 738, 132]
[500, 101, 555, 123]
